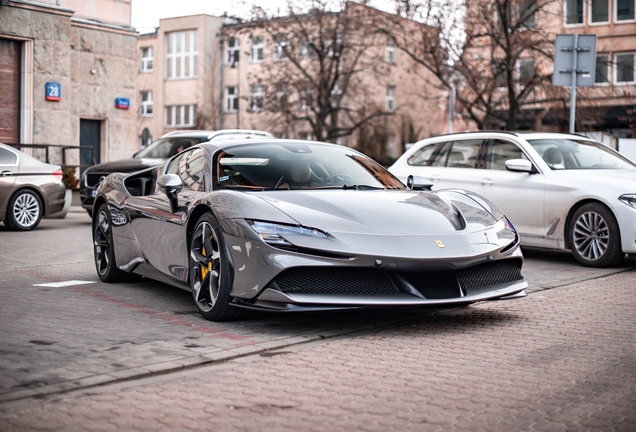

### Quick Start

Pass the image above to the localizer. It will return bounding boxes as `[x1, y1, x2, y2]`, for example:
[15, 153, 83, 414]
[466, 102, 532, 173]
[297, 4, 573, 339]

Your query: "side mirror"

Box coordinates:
[505, 159, 535, 173]
[157, 174, 183, 213]
[407, 175, 434, 191]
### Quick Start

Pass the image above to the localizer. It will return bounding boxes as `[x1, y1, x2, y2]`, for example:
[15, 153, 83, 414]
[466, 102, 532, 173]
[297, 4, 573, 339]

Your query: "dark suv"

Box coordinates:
[80, 129, 273, 215]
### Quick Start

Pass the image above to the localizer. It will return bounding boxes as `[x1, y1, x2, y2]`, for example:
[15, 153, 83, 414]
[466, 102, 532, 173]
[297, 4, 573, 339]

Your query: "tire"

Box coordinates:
[4, 189, 43, 231]
[568, 203, 624, 268]
[93, 204, 141, 282]
[189, 212, 248, 321]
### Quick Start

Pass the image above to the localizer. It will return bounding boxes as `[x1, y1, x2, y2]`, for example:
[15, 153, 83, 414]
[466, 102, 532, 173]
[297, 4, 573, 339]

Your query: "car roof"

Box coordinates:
[417, 131, 595, 144]
[160, 129, 274, 140]
[198, 138, 348, 152]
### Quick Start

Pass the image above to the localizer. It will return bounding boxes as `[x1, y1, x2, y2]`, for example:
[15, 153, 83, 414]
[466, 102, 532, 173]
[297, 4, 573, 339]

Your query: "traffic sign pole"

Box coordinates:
[569, 34, 578, 134]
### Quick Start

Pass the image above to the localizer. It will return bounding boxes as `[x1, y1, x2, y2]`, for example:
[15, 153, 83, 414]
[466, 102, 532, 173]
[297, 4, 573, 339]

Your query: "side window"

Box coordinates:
[445, 140, 481, 168]
[166, 148, 206, 192]
[484, 140, 528, 170]
[407, 143, 439, 166]
[430, 142, 452, 166]
[0, 148, 18, 165]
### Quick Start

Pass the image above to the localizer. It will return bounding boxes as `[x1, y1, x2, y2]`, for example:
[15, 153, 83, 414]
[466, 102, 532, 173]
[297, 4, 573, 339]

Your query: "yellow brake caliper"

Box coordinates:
[200, 242, 213, 280]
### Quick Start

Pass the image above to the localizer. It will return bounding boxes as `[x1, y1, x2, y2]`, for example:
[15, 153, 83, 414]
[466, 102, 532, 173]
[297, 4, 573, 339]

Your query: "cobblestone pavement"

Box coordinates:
[1, 210, 635, 430]
[1, 269, 635, 431]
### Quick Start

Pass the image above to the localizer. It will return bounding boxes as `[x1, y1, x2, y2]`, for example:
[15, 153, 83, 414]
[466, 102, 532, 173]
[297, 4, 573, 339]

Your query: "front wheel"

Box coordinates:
[4, 189, 42, 231]
[189, 213, 247, 321]
[568, 203, 624, 268]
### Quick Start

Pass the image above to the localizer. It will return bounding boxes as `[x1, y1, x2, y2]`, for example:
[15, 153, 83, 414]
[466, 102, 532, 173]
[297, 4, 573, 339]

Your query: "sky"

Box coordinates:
[130, 0, 395, 34]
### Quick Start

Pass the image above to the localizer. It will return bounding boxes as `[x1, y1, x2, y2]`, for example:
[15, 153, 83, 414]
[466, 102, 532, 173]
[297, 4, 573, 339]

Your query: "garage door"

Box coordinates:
[0, 38, 21, 144]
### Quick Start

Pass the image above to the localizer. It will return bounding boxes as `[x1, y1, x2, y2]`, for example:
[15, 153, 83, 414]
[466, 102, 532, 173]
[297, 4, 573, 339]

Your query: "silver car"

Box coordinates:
[0, 143, 66, 231]
[389, 132, 636, 267]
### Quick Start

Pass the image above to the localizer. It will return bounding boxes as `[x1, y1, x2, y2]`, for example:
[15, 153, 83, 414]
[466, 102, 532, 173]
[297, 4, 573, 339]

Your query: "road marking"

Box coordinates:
[33, 280, 96, 288]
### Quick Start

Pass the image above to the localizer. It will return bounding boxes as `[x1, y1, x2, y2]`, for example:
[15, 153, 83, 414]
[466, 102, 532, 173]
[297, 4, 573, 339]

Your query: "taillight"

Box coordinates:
[52, 169, 63, 180]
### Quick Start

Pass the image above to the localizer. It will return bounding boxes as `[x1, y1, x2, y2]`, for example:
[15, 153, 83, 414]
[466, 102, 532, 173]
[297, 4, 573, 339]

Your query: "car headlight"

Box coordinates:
[247, 220, 328, 246]
[619, 194, 636, 209]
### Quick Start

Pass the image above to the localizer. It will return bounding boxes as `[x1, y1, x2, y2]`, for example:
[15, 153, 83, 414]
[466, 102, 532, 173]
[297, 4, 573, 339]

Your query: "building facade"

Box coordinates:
[0, 0, 139, 170]
[136, 14, 225, 146]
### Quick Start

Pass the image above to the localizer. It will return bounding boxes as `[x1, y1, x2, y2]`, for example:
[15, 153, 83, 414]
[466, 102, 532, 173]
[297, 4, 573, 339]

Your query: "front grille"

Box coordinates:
[85, 173, 108, 188]
[271, 268, 400, 295]
[457, 260, 523, 290]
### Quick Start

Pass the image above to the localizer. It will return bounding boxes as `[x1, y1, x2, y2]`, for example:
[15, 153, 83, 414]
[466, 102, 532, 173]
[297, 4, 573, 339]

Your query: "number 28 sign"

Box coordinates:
[46, 82, 61, 101]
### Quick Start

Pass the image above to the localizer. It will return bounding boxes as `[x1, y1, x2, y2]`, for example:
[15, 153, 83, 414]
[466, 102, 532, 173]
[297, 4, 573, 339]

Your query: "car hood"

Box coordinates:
[254, 190, 494, 235]
[552, 169, 636, 191]
[85, 158, 163, 174]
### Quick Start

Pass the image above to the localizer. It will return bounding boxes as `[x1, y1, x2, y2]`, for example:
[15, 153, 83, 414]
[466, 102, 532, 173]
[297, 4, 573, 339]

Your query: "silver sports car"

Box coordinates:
[92, 139, 527, 321]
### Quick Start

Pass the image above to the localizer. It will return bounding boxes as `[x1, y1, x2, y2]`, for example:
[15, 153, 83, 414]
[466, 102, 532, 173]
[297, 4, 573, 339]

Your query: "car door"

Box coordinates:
[419, 139, 484, 191]
[0, 146, 19, 213]
[472, 139, 545, 239]
[127, 148, 207, 282]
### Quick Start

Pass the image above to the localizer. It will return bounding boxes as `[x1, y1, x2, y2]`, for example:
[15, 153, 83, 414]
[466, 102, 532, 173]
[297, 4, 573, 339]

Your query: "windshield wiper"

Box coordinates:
[342, 184, 383, 190]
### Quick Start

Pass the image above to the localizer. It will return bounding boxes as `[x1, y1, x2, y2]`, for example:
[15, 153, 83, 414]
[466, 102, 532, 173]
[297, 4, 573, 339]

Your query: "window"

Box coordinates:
[330, 83, 342, 108]
[140, 47, 153, 72]
[517, 59, 535, 86]
[273, 39, 289, 61]
[617, 0, 635, 21]
[519, 0, 537, 28]
[249, 85, 264, 112]
[226, 38, 240, 66]
[615, 53, 635, 83]
[250, 37, 264, 63]
[408, 143, 438, 166]
[166, 30, 198, 79]
[166, 148, 206, 192]
[299, 37, 316, 59]
[595, 54, 609, 84]
[445, 140, 481, 169]
[275, 84, 288, 110]
[299, 89, 312, 110]
[484, 140, 528, 170]
[165, 105, 196, 128]
[565, 0, 584, 24]
[590, 0, 609, 22]
[0, 147, 18, 165]
[386, 36, 396, 64]
[386, 85, 396, 111]
[226, 86, 238, 112]
[298, 131, 312, 140]
[495, 67, 508, 88]
[140, 91, 153, 116]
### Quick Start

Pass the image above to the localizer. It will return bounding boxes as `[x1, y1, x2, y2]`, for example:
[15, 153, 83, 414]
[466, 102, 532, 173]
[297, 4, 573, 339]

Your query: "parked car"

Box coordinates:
[0, 143, 66, 231]
[389, 131, 636, 267]
[80, 129, 274, 215]
[92, 138, 526, 321]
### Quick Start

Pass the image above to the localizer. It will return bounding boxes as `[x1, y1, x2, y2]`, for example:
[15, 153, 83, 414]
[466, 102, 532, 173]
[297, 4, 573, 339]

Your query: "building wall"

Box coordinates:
[136, 14, 225, 147]
[0, 1, 138, 163]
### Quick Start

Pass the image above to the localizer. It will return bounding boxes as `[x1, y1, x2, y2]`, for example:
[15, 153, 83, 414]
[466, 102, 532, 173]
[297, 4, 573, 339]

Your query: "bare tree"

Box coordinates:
[234, 0, 395, 141]
[387, 0, 564, 130]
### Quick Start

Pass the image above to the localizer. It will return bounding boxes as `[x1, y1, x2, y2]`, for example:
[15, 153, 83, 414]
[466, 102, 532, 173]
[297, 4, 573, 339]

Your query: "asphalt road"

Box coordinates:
[0, 210, 635, 430]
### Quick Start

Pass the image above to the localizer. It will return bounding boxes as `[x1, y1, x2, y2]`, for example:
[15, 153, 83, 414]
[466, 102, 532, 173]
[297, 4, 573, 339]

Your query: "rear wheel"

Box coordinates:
[4, 189, 42, 231]
[93, 204, 141, 282]
[189, 212, 248, 321]
[568, 203, 624, 268]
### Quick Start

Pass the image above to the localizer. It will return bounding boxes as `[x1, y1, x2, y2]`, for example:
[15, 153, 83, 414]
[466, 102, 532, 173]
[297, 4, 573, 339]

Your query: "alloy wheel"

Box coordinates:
[94, 210, 111, 275]
[572, 211, 609, 262]
[13, 193, 40, 228]
[190, 221, 221, 312]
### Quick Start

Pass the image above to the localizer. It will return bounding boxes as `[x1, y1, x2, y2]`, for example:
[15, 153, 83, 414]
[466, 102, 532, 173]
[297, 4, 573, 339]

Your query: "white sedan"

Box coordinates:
[388, 132, 636, 267]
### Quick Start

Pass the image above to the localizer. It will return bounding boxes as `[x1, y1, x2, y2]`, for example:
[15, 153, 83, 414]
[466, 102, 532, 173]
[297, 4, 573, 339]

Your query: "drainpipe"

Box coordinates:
[219, 29, 224, 130]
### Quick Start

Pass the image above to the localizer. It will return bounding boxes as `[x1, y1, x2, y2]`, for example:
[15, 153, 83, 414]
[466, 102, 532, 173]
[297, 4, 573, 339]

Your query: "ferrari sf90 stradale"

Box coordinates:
[92, 139, 527, 321]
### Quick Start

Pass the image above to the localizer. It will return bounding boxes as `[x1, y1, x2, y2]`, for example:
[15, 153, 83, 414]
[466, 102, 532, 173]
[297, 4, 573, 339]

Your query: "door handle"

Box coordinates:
[1, 170, 13, 177]
[429, 175, 440, 182]
[481, 178, 494, 186]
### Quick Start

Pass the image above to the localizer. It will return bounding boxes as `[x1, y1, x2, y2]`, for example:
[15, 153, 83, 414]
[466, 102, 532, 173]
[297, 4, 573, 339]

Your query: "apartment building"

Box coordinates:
[136, 15, 226, 146]
[0, 0, 138, 169]
[219, 3, 444, 162]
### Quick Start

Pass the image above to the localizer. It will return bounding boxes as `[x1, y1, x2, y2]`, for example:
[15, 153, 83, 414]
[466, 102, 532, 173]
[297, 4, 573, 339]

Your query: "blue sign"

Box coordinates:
[115, 97, 130, 110]
[45, 82, 61, 101]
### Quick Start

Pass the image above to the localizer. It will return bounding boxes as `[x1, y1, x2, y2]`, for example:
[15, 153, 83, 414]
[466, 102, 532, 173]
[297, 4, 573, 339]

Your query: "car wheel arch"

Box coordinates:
[10, 186, 47, 216]
[563, 198, 619, 250]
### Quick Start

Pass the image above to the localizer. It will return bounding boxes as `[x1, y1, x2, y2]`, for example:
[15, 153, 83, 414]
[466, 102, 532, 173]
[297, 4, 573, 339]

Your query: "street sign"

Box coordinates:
[553, 34, 597, 87]
[115, 97, 130, 110]
[45, 82, 61, 101]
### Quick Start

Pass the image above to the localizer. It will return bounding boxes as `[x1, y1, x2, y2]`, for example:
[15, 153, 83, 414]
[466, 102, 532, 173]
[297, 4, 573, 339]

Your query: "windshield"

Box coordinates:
[527, 139, 636, 170]
[135, 136, 208, 159]
[213, 142, 405, 191]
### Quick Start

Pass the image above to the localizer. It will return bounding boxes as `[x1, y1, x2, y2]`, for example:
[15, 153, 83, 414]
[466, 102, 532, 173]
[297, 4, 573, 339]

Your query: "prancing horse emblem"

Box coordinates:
[435, 240, 445, 248]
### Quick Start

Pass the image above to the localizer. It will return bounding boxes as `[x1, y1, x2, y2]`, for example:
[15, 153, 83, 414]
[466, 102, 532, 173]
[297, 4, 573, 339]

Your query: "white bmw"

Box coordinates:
[388, 132, 636, 267]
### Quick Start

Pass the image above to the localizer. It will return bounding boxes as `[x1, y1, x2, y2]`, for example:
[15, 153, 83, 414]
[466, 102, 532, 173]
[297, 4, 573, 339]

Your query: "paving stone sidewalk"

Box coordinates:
[1, 270, 635, 431]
